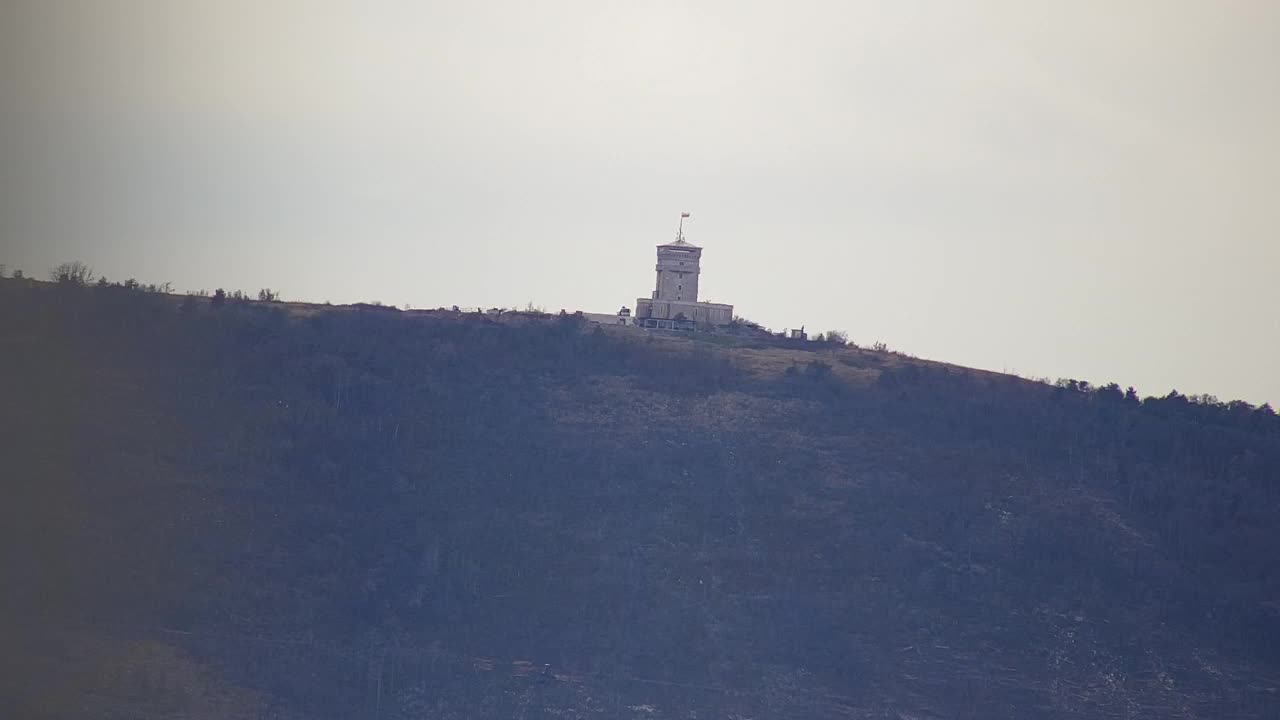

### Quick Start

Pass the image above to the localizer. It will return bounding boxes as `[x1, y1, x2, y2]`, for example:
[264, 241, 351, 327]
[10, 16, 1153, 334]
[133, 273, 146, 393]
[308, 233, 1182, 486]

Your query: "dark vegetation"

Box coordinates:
[2, 273, 1278, 718]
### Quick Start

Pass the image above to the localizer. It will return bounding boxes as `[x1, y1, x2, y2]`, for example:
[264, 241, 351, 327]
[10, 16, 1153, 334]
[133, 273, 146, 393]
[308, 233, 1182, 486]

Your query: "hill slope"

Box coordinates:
[3, 278, 1279, 719]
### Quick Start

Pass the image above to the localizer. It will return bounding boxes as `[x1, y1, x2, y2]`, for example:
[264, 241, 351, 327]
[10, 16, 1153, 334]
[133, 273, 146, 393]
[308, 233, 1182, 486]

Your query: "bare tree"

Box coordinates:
[51, 261, 95, 285]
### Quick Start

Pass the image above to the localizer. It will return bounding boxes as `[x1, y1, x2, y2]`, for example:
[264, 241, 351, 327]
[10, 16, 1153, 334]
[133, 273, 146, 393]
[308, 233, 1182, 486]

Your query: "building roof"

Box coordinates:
[658, 237, 701, 249]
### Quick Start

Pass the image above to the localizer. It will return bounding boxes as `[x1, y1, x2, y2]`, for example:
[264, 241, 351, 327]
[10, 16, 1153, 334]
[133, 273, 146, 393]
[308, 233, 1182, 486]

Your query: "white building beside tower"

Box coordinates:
[634, 214, 734, 329]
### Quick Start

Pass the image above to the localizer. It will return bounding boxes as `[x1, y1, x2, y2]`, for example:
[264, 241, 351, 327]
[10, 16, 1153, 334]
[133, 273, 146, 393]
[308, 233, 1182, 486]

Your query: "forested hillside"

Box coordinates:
[2, 277, 1279, 719]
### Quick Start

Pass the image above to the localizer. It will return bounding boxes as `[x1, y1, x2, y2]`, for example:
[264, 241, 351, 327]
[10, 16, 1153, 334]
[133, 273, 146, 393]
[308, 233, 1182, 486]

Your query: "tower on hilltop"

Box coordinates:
[635, 213, 734, 330]
[653, 213, 701, 303]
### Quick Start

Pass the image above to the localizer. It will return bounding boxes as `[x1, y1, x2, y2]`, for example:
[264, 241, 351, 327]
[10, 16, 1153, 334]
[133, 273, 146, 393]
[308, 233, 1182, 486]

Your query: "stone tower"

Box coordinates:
[635, 214, 734, 329]
[653, 234, 701, 302]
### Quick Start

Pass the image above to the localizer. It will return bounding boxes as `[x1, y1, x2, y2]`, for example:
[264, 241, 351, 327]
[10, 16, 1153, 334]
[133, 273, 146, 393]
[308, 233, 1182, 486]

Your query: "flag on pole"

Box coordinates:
[681, 212, 691, 218]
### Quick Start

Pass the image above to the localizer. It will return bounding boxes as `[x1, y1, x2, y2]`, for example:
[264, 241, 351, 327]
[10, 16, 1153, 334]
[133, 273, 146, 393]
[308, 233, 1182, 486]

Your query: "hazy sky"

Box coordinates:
[2, 1, 1277, 403]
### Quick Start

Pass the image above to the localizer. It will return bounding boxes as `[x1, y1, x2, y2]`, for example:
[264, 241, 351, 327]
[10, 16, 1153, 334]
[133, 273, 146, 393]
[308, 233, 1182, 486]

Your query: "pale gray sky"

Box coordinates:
[2, 1, 1277, 403]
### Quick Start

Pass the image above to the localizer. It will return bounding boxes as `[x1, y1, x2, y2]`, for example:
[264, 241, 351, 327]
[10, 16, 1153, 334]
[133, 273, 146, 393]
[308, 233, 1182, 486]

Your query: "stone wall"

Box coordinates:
[635, 298, 734, 326]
